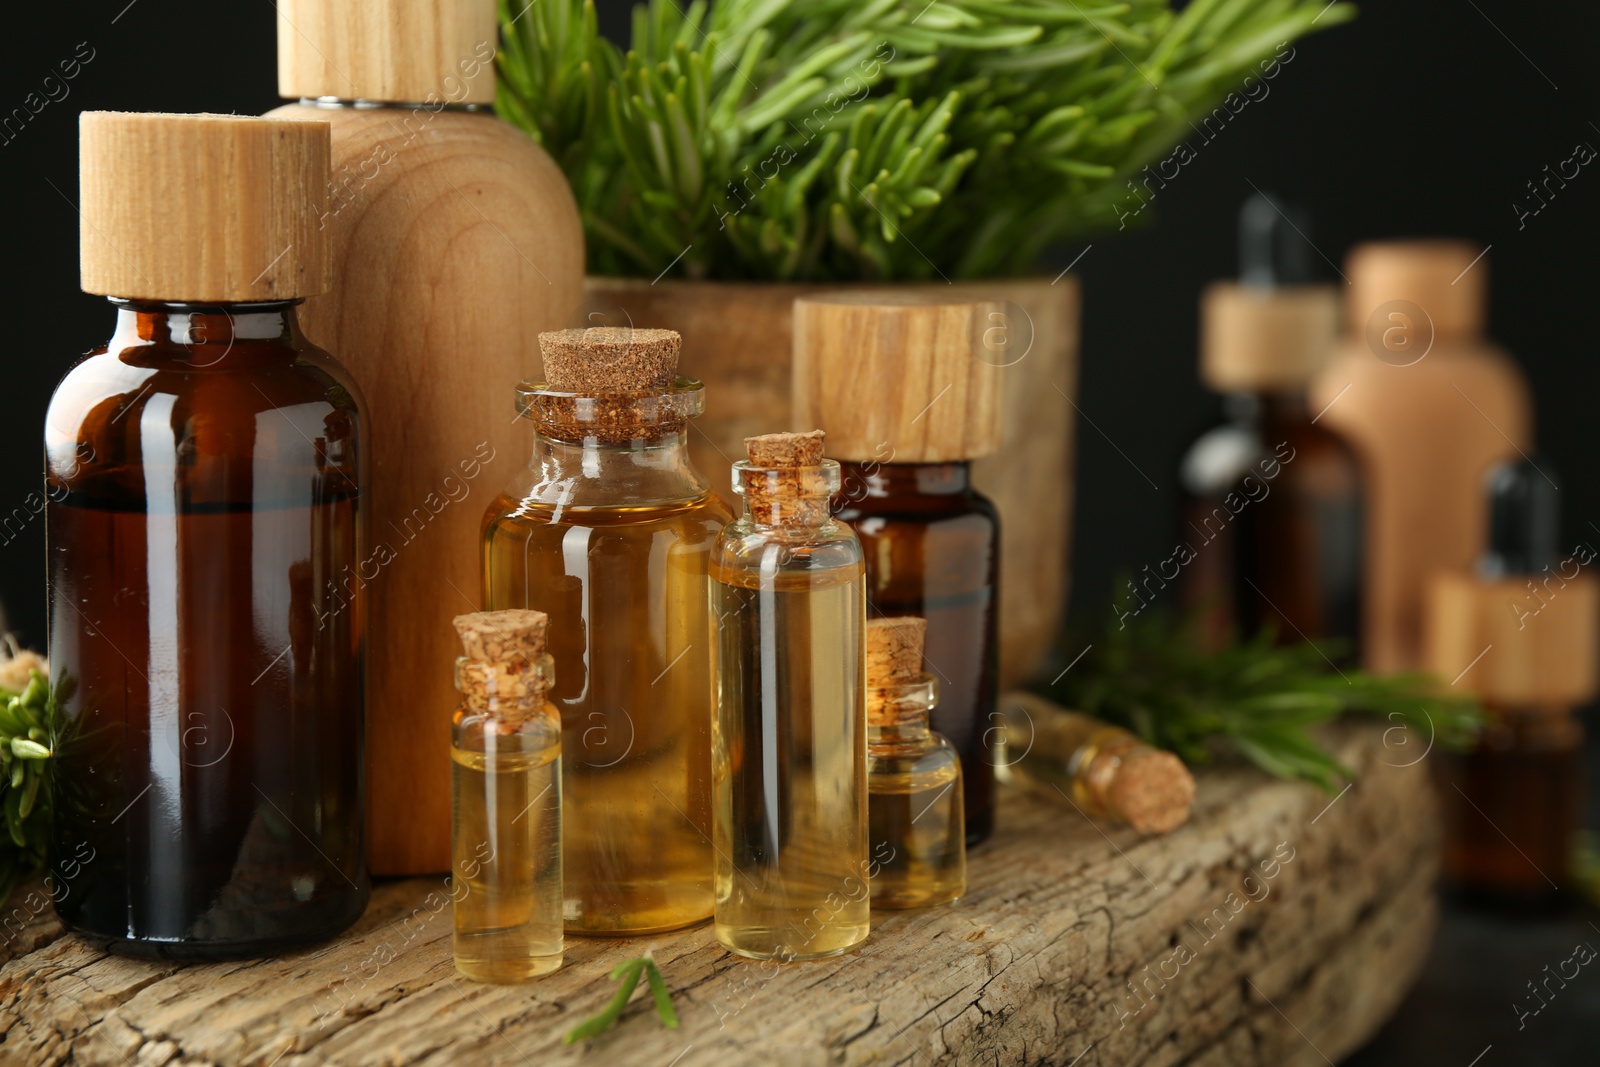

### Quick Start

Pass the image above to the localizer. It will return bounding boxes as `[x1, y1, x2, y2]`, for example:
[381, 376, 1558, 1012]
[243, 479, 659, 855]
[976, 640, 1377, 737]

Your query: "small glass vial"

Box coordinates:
[865, 617, 965, 910]
[451, 610, 563, 982]
[481, 328, 730, 935]
[48, 113, 369, 958]
[711, 431, 869, 960]
[997, 693, 1195, 834]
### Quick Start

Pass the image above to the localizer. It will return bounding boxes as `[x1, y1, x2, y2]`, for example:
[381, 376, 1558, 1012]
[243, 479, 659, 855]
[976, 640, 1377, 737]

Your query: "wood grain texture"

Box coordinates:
[264, 103, 585, 875]
[0, 723, 1437, 1066]
[276, 0, 498, 105]
[583, 277, 1079, 690]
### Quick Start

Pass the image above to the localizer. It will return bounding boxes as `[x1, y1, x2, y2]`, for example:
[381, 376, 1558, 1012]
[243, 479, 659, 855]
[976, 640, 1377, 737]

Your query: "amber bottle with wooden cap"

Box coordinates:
[47, 112, 369, 957]
[795, 293, 1002, 846]
[996, 693, 1195, 834]
[865, 617, 965, 910]
[1311, 241, 1531, 673]
[1427, 458, 1598, 900]
[451, 610, 562, 982]
[712, 431, 869, 960]
[268, 0, 583, 875]
[482, 328, 729, 935]
[1180, 194, 1360, 654]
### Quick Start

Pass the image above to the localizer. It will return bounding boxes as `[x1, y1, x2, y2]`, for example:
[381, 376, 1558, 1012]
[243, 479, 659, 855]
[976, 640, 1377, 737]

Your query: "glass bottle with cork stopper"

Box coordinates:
[482, 327, 730, 935]
[997, 693, 1196, 835]
[1426, 457, 1598, 901]
[450, 609, 562, 981]
[794, 293, 1003, 845]
[1179, 193, 1361, 655]
[47, 112, 370, 957]
[865, 616, 966, 909]
[711, 430, 869, 960]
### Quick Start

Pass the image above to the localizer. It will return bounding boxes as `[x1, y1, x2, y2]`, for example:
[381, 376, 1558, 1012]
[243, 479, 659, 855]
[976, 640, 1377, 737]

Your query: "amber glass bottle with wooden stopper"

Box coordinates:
[712, 431, 869, 960]
[48, 112, 369, 958]
[450, 610, 562, 982]
[996, 693, 1196, 834]
[1427, 458, 1598, 901]
[1179, 195, 1360, 655]
[482, 328, 729, 935]
[795, 293, 1003, 846]
[865, 617, 965, 909]
[268, 0, 584, 875]
[1311, 241, 1532, 673]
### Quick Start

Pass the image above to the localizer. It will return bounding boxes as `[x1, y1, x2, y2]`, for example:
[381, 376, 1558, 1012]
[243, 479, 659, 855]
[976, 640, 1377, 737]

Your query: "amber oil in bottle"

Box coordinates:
[865, 617, 965, 910]
[451, 610, 563, 982]
[712, 431, 869, 960]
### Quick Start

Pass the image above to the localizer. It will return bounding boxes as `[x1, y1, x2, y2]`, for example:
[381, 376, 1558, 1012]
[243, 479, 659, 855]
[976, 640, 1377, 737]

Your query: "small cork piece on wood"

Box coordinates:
[1102, 748, 1196, 835]
[866, 617, 926, 689]
[745, 429, 826, 467]
[539, 327, 681, 393]
[452, 609, 549, 665]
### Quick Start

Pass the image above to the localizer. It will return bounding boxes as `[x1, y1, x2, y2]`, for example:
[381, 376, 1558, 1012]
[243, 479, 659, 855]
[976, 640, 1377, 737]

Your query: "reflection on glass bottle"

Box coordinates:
[712, 431, 869, 960]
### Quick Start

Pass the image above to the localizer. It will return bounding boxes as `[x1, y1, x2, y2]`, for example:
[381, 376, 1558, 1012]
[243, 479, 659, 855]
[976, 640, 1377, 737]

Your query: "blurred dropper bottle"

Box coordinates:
[1426, 457, 1598, 902]
[1178, 194, 1362, 655]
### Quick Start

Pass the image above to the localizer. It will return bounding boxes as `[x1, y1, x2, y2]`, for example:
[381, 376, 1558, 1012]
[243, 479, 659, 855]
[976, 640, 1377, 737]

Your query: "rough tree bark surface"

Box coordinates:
[0, 723, 1437, 1066]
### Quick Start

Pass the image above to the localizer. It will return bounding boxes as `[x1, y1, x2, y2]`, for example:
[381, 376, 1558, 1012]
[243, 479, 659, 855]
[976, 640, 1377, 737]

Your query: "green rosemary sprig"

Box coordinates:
[497, 0, 1355, 281]
[564, 954, 680, 1044]
[1046, 607, 1482, 792]
[0, 655, 54, 904]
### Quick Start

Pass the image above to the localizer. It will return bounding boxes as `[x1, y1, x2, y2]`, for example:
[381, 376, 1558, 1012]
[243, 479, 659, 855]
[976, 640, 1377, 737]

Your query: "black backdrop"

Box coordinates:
[2, 1, 1598, 1060]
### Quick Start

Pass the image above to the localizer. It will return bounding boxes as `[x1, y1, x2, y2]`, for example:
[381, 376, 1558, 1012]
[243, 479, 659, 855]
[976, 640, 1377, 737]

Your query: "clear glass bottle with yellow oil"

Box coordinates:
[864, 617, 966, 909]
[481, 328, 730, 935]
[711, 431, 869, 960]
[450, 610, 563, 982]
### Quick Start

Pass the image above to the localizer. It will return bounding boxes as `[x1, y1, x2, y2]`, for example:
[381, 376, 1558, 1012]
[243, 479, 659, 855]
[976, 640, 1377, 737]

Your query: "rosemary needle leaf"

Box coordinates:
[645, 959, 680, 1029]
[565, 956, 682, 1043]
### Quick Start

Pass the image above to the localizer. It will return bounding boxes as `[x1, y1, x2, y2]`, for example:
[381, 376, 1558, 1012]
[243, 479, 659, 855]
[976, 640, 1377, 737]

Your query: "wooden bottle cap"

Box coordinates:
[1346, 240, 1486, 341]
[452, 609, 549, 665]
[277, 0, 498, 105]
[1424, 571, 1599, 708]
[1200, 282, 1338, 392]
[539, 327, 681, 392]
[866, 616, 926, 688]
[79, 112, 329, 303]
[793, 292, 1004, 463]
[745, 430, 825, 467]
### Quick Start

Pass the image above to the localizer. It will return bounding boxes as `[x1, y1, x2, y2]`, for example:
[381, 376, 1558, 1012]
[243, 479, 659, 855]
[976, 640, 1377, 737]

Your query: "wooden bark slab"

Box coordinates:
[0, 723, 1436, 1066]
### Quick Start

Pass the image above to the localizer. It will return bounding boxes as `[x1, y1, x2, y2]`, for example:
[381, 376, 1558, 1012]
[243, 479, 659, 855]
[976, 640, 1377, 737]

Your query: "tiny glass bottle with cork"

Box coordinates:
[865, 616, 966, 910]
[997, 693, 1195, 835]
[1426, 457, 1598, 902]
[1179, 193, 1362, 656]
[481, 328, 730, 935]
[794, 293, 1004, 845]
[451, 609, 563, 982]
[47, 112, 369, 958]
[711, 430, 869, 960]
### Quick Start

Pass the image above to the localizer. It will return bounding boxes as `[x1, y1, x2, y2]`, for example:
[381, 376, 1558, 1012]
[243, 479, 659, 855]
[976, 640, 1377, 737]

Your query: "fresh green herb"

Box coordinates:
[1046, 607, 1481, 792]
[564, 954, 680, 1044]
[0, 651, 54, 904]
[497, 0, 1355, 281]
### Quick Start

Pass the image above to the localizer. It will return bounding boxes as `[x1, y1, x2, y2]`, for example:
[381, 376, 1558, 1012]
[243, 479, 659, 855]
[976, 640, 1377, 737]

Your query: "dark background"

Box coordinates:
[3, 1, 1598, 1061]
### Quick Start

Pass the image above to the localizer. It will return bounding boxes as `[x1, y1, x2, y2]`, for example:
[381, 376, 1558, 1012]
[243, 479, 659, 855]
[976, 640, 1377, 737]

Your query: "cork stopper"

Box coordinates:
[539, 328, 682, 393]
[1200, 282, 1338, 392]
[1086, 745, 1196, 835]
[793, 292, 1004, 463]
[745, 430, 826, 468]
[79, 112, 330, 303]
[1346, 240, 1486, 341]
[277, 0, 498, 105]
[737, 431, 834, 527]
[867, 617, 925, 687]
[453, 609, 548, 665]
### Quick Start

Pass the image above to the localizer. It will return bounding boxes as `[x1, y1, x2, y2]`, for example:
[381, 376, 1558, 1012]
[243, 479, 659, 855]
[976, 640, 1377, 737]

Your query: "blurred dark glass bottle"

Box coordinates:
[1427, 457, 1597, 903]
[1178, 194, 1363, 657]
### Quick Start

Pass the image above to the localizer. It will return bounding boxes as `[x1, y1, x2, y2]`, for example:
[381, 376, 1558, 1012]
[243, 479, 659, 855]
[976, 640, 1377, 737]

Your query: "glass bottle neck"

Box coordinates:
[1222, 390, 1308, 426]
[107, 298, 302, 355]
[868, 718, 933, 752]
[841, 460, 973, 499]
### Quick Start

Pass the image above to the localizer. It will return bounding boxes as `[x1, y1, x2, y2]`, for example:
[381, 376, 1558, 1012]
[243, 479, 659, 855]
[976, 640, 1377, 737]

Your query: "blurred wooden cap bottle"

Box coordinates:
[79, 111, 329, 303]
[792, 291, 1005, 463]
[1346, 239, 1486, 342]
[276, 0, 498, 105]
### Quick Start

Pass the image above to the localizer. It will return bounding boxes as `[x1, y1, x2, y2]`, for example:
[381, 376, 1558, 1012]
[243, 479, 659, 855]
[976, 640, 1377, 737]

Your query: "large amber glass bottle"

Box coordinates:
[482, 342, 729, 935]
[49, 114, 369, 958]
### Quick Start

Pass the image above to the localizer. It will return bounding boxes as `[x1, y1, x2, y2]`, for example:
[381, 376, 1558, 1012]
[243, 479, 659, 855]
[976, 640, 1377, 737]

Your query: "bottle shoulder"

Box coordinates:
[713, 518, 865, 580]
[868, 735, 962, 783]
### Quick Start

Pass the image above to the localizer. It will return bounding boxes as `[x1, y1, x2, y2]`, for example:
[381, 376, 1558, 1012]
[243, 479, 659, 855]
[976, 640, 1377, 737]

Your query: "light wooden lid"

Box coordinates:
[1425, 571, 1598, 707]
[1347, 240, 1485, 340]
[80, 112, 329, 302]
[277, 0, 498, 104]
[793, 292, 1004, 463]
[1200, 282, 1338, 392]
